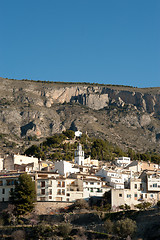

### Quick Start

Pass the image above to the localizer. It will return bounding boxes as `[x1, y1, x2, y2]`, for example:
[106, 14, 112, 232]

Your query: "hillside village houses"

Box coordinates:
[0, 142, 160, 210]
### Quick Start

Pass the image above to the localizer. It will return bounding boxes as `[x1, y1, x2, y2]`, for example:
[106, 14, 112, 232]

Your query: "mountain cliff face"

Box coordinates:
[0, 77, 160, 154]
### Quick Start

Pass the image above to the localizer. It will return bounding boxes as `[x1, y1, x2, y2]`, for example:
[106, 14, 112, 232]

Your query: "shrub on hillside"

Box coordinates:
[104, 219, 114, 234]
[114, 218, 137, 238]
[63, 130, 75, 139]
[58, 223, 72, 238]
[134, 202, 152, 210]
[73, 199, 89, 210]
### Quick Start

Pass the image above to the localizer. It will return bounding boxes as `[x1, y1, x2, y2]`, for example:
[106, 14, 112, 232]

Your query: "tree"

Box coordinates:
[63, 130, 75, 139]
[114, 218, 137, 238]
[104, 219, 114, 234]
[74, 199, 89, 210]
[11, 173, 36, 216]
[58, 223, 72, 238]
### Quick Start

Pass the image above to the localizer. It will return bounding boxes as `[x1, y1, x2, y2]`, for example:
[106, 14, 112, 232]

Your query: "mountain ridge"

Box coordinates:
[0, 77, 160, 155]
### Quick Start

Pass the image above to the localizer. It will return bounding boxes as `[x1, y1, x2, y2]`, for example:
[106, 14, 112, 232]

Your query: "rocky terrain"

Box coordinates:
[0, 77, 160, 155]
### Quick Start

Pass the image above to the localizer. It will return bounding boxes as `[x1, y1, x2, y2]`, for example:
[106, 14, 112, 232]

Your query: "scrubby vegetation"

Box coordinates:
[1, 196, 160, 240]
[24, 130, 160, 164]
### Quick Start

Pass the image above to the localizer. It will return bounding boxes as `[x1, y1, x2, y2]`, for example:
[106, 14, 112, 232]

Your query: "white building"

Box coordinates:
[13, 154, 39, 171]
[84, 156, 99, 167]
[111, 176, 160, 210]
[83, 178, 109, 199]
[54, 160, 79, 177]
[75, 130, 82, 138]
[0, 157, 4, 171]
[115, 157, 130, 167]
[96, 168, 130, 189]
[37, 176, 83, 202]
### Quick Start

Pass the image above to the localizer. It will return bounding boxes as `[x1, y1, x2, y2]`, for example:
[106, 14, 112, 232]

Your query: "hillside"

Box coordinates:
[0, 77, 160, 155]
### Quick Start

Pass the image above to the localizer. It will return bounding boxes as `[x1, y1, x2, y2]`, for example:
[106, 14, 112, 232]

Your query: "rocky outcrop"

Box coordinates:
[0, 77, 160, 154]
[1, 78, 160, 114]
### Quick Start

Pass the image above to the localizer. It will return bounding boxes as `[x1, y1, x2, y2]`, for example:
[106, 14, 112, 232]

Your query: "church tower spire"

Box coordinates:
[74, 143, 84, 165]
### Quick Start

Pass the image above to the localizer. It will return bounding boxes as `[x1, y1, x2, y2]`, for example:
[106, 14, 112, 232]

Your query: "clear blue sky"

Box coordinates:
[0, 0, 159, 88]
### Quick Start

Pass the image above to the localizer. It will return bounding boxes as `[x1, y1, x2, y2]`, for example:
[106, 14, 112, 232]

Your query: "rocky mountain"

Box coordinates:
[0, 77, 160, 155]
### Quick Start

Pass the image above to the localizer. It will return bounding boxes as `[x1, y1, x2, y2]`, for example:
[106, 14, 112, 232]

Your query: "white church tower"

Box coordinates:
[74, 143, 84, 165]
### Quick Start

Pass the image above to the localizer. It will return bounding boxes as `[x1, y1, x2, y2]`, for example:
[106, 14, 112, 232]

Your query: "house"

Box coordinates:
[83, 178, 108, 199]
[0, 171, 35, 202]
[115, 157, 130, 167]
[111, 175, 159, 210]
[84, 156, 99, 167]
[125, 160, 159, 172]
[96, 168, 131, 189]
[75, 130, 82, 138]
[140, 170, 160, 192]
[37, 176, 83, 202]
[54, 160, 79, 177]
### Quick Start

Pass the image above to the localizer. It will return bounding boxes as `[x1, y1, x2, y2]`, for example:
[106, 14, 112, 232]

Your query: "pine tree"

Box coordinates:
[11, 173, 36, 216]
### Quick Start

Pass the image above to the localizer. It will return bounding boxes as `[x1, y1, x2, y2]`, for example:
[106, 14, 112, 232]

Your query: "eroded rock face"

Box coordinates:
[1, 78, 160, 114]
[0, 77, 160, 153]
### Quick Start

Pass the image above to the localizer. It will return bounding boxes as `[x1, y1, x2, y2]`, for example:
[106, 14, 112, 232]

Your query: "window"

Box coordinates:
[90, 188, 93, 192]
[49, 196, 52, 199]
[57, 189, 61, 195]
[0, 181, 3, 186]
[140, 184, 142, 190]
[153, 183, 157, 187]
[145, 194, 147, 198]
[49, 189, 52, 195]
[57, 181, 61, 187]
[135, 184, 137, 189]
[62, 181, 65, 187]
[62, 189, 65, 195]
[49, 180, 52, 186]
[67, 193, 70, 196]
[90, 182, 94, 185]
[41, 181, 45, 187]
[6, 180, 15, 186]
[41, 189, 45, 195]
[150, 185, 152, 187]
[97, 188, 102, 192]
[2, 189, 5, 194]
[134, 194, 137, 197]
[67, 198, 70, 202]
[97, 182, 100, 185]
[86, 182, 88, 185]
[119, 194, 122, 197]
[150, 194, 153, 198]
[40, 197, 45, 201]
[127, 194, 131, 198]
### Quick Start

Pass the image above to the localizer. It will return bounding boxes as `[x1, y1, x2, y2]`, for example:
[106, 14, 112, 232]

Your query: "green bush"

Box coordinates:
[114, 218, 137, 238]
[104, 219, 114, 234]
[73, 199, 89, 210]
[119, 204, 131, 211]
[135, 202, 152, 210]
[35, 223, 54, 239]
[63, 129, 75, 139]
[58, 223, 72, 238]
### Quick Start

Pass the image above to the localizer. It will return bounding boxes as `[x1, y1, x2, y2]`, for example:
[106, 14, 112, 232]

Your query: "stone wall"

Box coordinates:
[34, 201, 72, 215]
